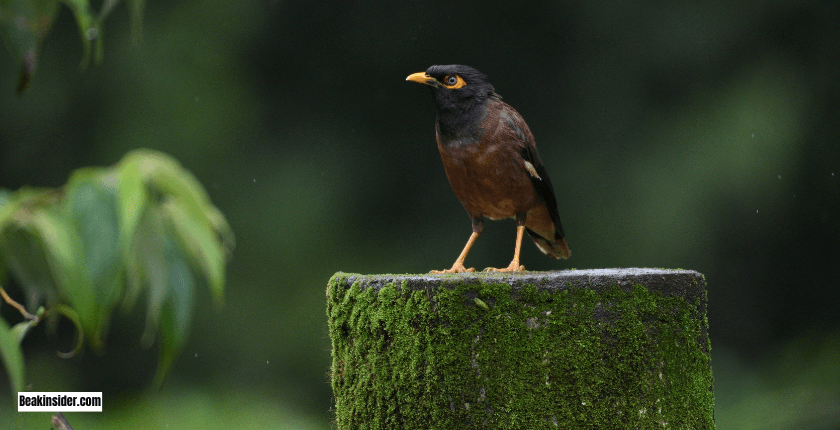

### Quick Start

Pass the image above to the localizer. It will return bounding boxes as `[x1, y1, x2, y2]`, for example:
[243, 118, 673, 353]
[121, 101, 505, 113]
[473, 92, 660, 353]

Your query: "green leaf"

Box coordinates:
[205, 205, 236, 255]
[165, 242, 194, 343]
[118, 159, 149, 311]
[9, 306, 44, 341]
[65, 170, 123, 305]
[126, 0, 144, 43]
[59, 0, 100, 68]
[1, 187, 106, 321]
[0, 189, 11, 206]
[153, 234, 194, 387]
[0, 316, 25, 395]
[0, 249, 5, 282]
[0, 0, 60, 92]
[133, 206, 168, 345]
[135, 150, 213, 215]
[0, 223, 59, 305]
[0, 189, 15, 282]
[47, 304, 84, 358]
[30, 209, 100, 348]
[164, 200, 225, 305]
[116, 156, 149, 260]
[97, 0, 119, 21]
[0, 187, 40, 229]
[64, 170, 126, 345]
[124, 149, 235, 252]
[124, 149, 233, 304]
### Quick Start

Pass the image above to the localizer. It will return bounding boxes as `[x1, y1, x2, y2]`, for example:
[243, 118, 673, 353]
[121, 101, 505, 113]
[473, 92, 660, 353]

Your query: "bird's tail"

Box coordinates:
[525, 205, 571, 259]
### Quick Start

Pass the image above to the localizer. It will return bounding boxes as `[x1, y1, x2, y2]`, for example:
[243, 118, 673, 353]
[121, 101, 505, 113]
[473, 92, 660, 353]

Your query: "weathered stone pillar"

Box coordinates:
[327, 269, 714, 429]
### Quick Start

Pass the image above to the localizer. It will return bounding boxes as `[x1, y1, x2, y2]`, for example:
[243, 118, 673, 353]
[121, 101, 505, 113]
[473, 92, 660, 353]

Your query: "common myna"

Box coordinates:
[407, 64, 571, 273]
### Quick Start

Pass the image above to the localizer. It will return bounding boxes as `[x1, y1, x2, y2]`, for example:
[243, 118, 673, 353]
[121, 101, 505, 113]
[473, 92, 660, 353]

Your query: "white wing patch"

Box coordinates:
[523, 161, 542, 180]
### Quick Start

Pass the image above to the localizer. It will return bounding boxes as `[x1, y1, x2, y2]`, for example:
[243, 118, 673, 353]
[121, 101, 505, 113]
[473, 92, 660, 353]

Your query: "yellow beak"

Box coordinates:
[406, 72, 440, 87]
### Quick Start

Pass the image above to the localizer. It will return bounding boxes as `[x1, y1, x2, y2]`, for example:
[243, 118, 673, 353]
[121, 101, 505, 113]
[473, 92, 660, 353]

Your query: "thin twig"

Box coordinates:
[52, 412, 75, 430]
[0, 286, 37, 320]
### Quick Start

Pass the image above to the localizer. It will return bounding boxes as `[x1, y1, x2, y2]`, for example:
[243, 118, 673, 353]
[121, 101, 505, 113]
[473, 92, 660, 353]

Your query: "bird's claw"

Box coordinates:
[483, 263, 525, 272]
[431, 263, 475, 274]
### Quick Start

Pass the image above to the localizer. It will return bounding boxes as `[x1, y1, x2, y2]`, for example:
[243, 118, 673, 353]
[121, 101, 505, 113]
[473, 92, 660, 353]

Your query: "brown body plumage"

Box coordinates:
[408, 65, 570, 272]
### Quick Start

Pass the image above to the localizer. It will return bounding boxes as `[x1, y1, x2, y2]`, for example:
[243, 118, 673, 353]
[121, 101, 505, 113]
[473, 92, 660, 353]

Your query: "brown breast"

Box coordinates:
[436, 101, 539, 220]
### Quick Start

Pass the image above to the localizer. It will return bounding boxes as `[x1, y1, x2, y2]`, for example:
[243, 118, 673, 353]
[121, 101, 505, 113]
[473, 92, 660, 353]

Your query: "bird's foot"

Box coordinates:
[431, 263, 475, 274]
[483, 262, 525, 272]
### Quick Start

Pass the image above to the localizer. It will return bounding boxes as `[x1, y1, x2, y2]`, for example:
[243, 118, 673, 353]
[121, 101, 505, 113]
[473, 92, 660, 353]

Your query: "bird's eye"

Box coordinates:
[442, 74, 467, 89]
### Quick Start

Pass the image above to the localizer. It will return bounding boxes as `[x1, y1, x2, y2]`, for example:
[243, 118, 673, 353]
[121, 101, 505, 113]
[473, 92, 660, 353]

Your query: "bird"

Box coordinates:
[406, 64, 571, 273]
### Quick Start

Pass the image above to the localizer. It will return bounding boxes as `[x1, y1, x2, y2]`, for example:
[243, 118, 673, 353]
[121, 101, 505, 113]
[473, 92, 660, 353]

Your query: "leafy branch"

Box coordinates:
[0, 0, 145, 93]
[0, 149, 234, 394]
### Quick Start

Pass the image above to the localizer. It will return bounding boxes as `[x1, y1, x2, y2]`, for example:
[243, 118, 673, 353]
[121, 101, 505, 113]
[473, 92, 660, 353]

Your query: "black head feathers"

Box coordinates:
[409, 65, 498, 139]
[424, 65, 496, 104]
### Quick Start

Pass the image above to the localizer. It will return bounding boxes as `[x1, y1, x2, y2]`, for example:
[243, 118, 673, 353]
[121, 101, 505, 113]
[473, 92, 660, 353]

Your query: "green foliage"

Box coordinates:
[0, 0, 145, 92]
[0, 149, 233, 394]
[0, 315, 25, 393]
[328, 272, 714, 429]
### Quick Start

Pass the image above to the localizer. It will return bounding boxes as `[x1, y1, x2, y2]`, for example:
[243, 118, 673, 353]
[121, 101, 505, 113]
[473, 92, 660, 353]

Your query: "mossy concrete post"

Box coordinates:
[327, 268, 715, 429]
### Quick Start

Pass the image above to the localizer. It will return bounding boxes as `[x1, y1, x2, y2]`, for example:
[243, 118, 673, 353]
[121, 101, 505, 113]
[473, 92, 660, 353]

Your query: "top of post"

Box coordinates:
[331, 268, 705, 299]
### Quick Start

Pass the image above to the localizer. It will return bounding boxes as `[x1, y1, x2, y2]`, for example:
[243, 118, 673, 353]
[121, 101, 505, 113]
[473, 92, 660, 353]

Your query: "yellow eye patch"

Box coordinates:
[442, 74, 467, 89]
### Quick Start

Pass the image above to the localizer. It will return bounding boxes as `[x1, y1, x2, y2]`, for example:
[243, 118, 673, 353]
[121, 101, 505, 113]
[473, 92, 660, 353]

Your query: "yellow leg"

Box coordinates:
[484, 225, 526, 272]
[431, 231, 479, 274]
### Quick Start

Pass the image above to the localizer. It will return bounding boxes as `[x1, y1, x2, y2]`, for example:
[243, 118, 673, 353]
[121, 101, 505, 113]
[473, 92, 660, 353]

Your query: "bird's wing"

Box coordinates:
[496, 103, 564, 236]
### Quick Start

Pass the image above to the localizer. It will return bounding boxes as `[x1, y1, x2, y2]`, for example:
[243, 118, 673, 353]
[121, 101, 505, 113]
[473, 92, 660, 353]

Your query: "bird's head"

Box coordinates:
[406, 65, 496, 112]
[407, 65, 497, 138]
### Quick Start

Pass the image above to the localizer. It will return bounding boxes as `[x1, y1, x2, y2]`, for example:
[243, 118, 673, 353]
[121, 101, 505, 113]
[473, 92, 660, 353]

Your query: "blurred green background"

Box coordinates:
[1, 0, 839, 428]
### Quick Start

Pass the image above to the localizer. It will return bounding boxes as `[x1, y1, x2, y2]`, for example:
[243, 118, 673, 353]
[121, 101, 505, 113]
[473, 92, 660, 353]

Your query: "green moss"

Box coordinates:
[327, 271, 714, 429]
